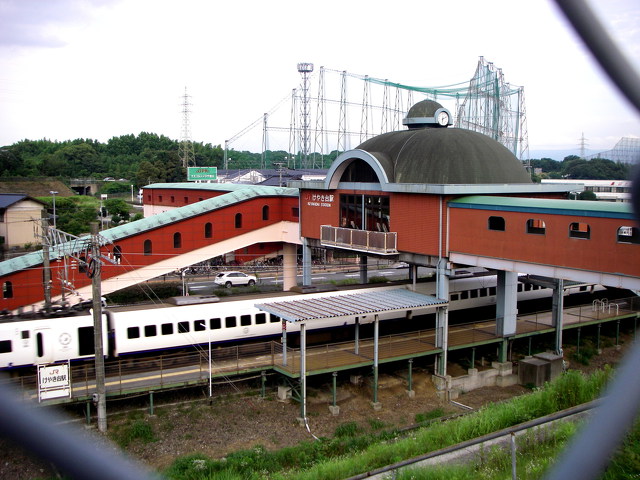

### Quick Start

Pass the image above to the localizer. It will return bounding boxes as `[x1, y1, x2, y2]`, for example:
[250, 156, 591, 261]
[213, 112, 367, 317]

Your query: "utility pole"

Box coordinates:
[90, 223, 107, 432]
[41, 214, 51, 313]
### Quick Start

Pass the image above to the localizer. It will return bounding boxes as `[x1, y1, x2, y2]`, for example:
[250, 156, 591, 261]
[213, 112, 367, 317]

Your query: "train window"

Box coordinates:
[526, 218, 546, 235]
[489, 287, 497, 296]
[460, 291, 469, 300]
[525, 283, 532, 291]
[255, 313, 267, 324]
[36, 332, 44, 358]
[225, 316, 237, 328]
[479, 288, 488, 297]
[194, 319, 206, 331]
[569, 222, 590, 239]
[21, 331, 29, 339]
[579, 285, 588, 292]
[0, 340, 11, 353]
[470, 289, 478, 299]
[240, 315, 251, 326]
[488, 216, 505, 231]
[210, 318, 221, 329]
[270, 314, 280, 323]
[517, 284, 524, 292]
[178, 321, 190, 333]
[144, 325, 157, 337]
[78, 327, 94, 355]
[161, 323, 174, 335]
[127, 327, 140, 339]
[450, 293, 459, 301]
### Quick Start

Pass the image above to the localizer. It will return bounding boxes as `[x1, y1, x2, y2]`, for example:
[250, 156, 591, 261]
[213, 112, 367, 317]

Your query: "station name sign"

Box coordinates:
[188, 167, 218, 181]
[38, 363, 71, 401]
[305, 192, 334, 208]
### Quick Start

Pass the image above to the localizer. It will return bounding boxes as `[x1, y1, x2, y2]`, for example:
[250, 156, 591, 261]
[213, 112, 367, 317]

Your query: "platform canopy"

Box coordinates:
[255, 288, 447, 323]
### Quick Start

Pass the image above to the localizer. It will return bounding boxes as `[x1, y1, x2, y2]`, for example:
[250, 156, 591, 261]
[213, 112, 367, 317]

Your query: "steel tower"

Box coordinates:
[179, 87, 196, 168]
[297, 62, 314, 168]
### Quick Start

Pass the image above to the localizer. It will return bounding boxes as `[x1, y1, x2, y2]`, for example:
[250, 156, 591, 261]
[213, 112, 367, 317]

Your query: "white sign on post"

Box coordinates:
[38, 363, 71, 401]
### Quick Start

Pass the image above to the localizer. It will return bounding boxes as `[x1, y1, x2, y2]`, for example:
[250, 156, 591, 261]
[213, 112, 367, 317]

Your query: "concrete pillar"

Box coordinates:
[359, 255, 368, 284]
[552, 278, 564, 356]
[496, 270, 518, 337]
[282, 243, 297, 291]
[435, 259, 450, 376]
[302, 237, 312, 286]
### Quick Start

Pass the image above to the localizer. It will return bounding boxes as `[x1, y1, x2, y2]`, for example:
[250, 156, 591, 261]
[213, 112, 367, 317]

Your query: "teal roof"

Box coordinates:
[449, 196, 635, 219]
[0, 185, 299, 277]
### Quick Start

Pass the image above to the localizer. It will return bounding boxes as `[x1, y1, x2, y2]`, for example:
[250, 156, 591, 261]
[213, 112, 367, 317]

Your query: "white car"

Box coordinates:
[214, 271, 257, 288]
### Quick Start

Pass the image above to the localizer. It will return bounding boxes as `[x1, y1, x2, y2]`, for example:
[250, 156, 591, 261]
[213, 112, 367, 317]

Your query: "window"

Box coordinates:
[617, 226, 640, 244]
[488, 216, 505, 231]
[170, 196, 175, 203]
[270, 314, 280, 323]
[178, 321, 190, 333]
[21, 331, 29, 340]
[161, 323, 174, 335]
[470, 289, 478, 299]
[204, 222, 213, 239]
[240, 315, 251, 326]
[144, 239, 152, 256]
[36, 332, 44, 357]
[339, 194, 390, 231]
[489, 287, 497, 296]
[255, 313, 266, 324]
[127, 327, 140, 339]
[526, 218, 546, 235]
[173, 232, 182, 249]
[78, 327, 94, 356]
[2, 281, 13, 299]
[184, 196, 188, 203]
[159, 195, 163, 202]
[460, 291, 469, 300]
[225, 316, 237, 328]
[262, 205, 269, 221]
[235, 213, 242, 228]
[0, 340, 11, 354]
[517, 284, 524, 292]
[450, 293, 460, 302]
[292, 207, 299, 218]
[79, 256, 87, 273]
[113, 245, 122, 263]
[210, 318, 221, 329]
[144, 325, 157, 337]
[147, 194, 151, 202]
[194, 319, 206, 331]
[569, 222, 590, 239]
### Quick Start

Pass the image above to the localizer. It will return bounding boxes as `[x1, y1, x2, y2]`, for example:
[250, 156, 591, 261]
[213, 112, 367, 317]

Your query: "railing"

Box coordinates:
[320, 225, 398, 254]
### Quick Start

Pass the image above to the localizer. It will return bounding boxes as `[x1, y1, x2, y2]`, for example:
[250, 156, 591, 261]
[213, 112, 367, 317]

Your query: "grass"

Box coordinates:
[162, 368, 617, 480]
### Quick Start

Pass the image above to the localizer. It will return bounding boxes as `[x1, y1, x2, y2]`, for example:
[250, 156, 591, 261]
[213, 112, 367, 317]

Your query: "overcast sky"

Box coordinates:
[0, 0, 638, 158]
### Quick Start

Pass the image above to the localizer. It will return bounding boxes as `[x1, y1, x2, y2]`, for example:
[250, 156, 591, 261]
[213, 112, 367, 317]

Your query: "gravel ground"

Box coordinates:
[0, 336, 630, 479]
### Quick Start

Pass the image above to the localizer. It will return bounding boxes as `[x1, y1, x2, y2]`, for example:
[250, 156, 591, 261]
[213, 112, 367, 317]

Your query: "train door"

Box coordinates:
[33, 328, 54, 364]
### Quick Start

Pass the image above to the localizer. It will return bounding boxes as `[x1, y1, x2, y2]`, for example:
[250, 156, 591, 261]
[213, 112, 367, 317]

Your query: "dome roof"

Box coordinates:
[355, 127, 532, 184]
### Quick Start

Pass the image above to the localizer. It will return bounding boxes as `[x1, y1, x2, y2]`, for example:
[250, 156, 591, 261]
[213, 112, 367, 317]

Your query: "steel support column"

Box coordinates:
[553, 278, 565, 356]
[302, 237, 312, 286]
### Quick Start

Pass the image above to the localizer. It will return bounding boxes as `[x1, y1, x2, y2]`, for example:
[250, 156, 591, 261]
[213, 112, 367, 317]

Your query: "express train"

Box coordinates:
[0, 273, 605, 369]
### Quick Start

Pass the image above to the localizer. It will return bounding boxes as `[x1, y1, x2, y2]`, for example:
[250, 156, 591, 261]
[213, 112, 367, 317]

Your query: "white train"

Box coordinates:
[0, 274, 604, 369]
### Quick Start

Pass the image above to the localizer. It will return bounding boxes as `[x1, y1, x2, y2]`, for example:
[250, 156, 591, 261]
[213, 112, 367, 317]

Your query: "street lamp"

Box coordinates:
[49, 191, 58, 228]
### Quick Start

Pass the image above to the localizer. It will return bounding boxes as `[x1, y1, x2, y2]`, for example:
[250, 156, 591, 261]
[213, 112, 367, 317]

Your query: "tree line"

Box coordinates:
[0, 135, 631, 188]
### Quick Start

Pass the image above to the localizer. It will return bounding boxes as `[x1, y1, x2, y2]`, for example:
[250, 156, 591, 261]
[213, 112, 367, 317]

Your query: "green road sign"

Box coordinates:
[188, 167, 218, 181]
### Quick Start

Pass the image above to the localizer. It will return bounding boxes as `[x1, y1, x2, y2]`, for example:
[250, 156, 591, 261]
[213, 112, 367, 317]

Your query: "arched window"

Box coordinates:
[569, 222, 590, 239]
[526, 218, 546, 235]
[143, 239, 152, 256]
[204, 222, 213, 239]
[617, 226, 640, 244]
[235, 213, 242, 229]
[2, 281, 13, 299]
[113, 245, 122, 264]
[173, 232, 182, 249]
[262, 205, 270, 221]
[488, 216, 505, 231]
